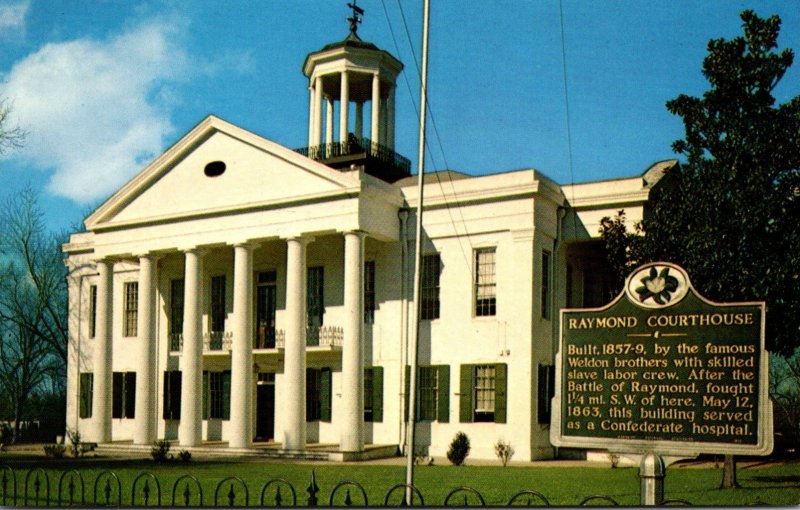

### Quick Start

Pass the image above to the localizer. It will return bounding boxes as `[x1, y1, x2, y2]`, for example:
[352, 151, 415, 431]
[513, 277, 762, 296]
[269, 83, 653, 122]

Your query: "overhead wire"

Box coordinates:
[381, 0, 475, 271]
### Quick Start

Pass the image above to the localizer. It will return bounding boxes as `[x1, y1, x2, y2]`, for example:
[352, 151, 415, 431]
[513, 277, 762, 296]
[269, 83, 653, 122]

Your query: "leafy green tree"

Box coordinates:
[602, 10, 799, 356]
[601, 10, 799, 489]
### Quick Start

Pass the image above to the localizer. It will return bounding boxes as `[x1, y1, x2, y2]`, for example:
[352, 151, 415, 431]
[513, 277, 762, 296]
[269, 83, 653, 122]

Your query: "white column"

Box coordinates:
[325, 96, 334, 146]
[179, 249, 203, 446]
[355, 102, 363, 140]
[387, 84, 396, 149]
[339, 71, 349, 143]
[371, 73, 380, 146]
[230, 243, 254, 449]
[314, 76, 324, 147]
[93, 259, 114, 443]
[341, 231, 365, 452]
[134, 255, 157, 445]
[308, 84, 316, 148]
[283, 237, 308, 450]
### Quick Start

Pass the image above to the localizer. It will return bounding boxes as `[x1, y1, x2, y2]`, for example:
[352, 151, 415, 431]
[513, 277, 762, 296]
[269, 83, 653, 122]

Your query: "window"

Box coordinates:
[89, 285, 97, 338]
[474, 248, 496, 316]
[538, 364, 556, 424]
[79, 373, 93, 419]
[420, 254, 441, 320]
[210, 276, 226, 333]
[364, 261, 376, 324]
[112, 371, 136, 419]
[459, 363, 507, 423]
[306, 367, 331, 422]
[364, 366, 383, 422]
[123, 282, 138, 337]
[203, 370, 231, 420]
[170, 279, 184, 350]
[418, 367, 438, 421]
[256, 271, 277, 348]
[307, 267, 324, 344]
[404, 365, 450, 423]
[162, 371, 181, 420]
[541, 250, 551, 319]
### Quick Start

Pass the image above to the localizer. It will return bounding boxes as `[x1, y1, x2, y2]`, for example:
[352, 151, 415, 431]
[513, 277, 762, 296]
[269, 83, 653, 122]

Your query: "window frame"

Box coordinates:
[112, 371, 136, 419]
[210, 275, 226, 333]
[474, 247, 497, 317]
[89, 285, 97, 339]
[541, 250, 551, 320]
[123, 281, 138, 337]
[420, 253, 441, 320]
[79, 372, 93, 419]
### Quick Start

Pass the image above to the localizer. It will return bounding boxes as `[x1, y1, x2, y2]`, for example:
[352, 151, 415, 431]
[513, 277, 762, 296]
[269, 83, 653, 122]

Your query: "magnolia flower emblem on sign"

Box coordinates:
[625, 263, 689, 309]
[636, 266, 679, 304]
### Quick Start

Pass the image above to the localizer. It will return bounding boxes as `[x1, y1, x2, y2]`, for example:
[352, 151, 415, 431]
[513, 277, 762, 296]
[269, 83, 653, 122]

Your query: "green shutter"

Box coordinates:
[437, 365, 450, 423]
[306, 368, 315, 421]
[222, 371, 231, 420]
[125, 372, 136, 419]
[459, 365, 474, 423]
[202, 371, 209, 419]
[494, 363, 507, 423]
[112, 372, 123, 418]
[372, 366, 383, 423]
[80, 373, 92, 419]
[320, 368, 332, 422]
[162, 371, 170, 419]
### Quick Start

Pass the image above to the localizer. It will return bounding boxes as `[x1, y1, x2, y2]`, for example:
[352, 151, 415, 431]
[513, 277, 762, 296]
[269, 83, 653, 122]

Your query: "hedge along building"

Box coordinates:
[62, 15, 673, 461]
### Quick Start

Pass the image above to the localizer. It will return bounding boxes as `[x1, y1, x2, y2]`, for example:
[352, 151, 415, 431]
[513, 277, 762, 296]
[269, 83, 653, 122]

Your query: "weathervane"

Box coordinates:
[347, 1, 364, 35]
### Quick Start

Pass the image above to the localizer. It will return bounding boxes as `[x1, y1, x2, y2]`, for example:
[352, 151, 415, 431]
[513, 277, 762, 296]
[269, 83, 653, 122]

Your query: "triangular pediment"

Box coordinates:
[86, 116, 360, 230]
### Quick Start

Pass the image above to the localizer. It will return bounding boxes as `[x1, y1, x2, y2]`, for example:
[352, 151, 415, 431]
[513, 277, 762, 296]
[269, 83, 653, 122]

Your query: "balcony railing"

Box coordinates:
[169, 326, 342, 353]
[294, 136, 411, 178]
[204, 331, 232, 351]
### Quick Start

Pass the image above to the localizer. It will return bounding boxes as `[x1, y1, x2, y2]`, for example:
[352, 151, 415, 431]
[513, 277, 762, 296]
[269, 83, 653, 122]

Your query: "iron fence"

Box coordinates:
[0, 463, 773, 506]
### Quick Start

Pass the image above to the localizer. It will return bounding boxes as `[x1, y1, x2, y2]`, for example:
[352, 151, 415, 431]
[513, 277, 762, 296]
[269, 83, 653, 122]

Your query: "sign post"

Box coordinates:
[551, 262, 773, 504]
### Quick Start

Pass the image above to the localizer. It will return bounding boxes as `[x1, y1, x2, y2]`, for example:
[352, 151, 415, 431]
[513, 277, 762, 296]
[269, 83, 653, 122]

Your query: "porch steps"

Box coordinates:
[95, 441, 398, 462]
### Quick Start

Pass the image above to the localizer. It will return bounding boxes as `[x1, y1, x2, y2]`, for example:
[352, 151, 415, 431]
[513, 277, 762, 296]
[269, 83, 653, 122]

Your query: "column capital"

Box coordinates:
[285, 235, 315, 247]
[343, 230, 367, 240]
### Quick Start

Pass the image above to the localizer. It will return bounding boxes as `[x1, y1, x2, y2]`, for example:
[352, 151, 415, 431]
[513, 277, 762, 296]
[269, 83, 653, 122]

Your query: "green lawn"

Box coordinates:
[1, 456, 798, 506]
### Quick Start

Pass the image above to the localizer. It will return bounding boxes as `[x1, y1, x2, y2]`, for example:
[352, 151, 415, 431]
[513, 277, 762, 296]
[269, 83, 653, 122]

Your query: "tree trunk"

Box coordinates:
[12, 401, 22, 444]
[720, 454, 739, 488]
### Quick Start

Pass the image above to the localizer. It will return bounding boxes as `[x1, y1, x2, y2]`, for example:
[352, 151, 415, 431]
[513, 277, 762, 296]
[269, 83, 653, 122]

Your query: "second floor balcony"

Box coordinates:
[169, 325, 344, 354]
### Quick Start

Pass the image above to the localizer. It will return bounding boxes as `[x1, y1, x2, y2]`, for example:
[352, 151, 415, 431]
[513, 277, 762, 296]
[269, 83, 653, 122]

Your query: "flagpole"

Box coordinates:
[405, 0, 430, 501]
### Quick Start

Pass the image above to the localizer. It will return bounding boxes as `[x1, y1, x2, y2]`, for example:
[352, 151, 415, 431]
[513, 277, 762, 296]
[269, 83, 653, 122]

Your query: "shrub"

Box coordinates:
[179, 449, 192, 462]
[151, 439, 171, 462]
[494, 439, 515, 467]
[66, 428, 82, 458]
[446, 431, 470, 466]
[43, 444, 66, 459]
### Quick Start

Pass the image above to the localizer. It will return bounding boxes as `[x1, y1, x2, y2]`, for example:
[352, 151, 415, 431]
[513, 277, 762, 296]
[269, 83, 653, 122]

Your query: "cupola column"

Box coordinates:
[308, 85, 316, 148]
[339, 71, 350, 142]
[371, 73, 380, 147]
[387, 84, 396, 149]
[313, 76, 324, 147]
[325, 96, 334, 146]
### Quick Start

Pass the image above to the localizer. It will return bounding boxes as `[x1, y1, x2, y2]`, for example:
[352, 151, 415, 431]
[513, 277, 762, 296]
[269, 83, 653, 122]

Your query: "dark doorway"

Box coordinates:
[255, 373, 275, 442]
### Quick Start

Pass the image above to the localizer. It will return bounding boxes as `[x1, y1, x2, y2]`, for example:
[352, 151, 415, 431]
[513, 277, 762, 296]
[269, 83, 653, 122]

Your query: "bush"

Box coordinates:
[43, 444, 66, 459]
[494, 439, 514, 467]
[446, 431, 470, 466]
[179, 449, 192, 462]
[66, 428, 82, 458]
[151, 439, 171, 462]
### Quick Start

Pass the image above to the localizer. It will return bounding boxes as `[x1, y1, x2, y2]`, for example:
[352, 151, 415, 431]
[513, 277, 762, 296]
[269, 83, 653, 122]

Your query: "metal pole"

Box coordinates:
[639, 452, 665, 505]
[405, 0, 430, 503]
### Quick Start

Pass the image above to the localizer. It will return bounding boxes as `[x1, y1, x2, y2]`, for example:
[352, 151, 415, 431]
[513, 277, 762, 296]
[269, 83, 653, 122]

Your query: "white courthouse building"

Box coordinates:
[63, 21, 672, 461]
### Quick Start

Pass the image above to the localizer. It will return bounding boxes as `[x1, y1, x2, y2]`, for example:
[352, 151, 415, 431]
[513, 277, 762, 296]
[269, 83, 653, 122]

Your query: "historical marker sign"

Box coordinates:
[550, 262, 773, 456]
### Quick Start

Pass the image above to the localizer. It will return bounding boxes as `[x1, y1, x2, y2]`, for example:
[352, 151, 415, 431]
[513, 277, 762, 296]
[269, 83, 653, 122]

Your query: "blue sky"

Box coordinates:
[0, 1, 798, 234]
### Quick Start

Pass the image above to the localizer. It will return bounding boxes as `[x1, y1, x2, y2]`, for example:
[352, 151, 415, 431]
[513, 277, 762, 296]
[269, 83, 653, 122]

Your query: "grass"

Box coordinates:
[1, 454, 798, 506]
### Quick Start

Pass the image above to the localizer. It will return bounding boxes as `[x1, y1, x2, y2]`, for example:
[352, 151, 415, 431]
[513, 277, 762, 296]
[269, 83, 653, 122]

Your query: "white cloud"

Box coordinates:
[0, 0, 29, 37]
[1, 17, 191, 203]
